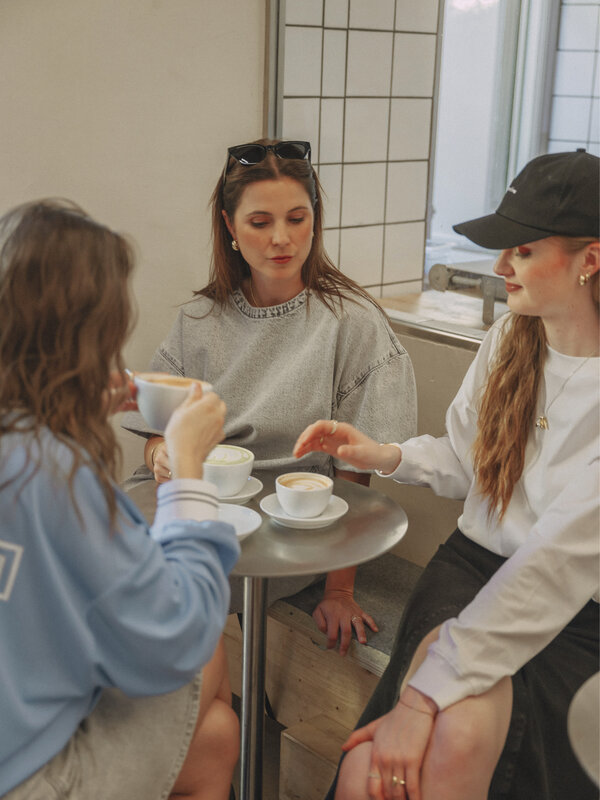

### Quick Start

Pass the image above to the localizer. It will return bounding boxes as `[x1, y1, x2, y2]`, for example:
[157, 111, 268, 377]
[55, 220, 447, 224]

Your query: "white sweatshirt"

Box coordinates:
[383, 315, 600, 710]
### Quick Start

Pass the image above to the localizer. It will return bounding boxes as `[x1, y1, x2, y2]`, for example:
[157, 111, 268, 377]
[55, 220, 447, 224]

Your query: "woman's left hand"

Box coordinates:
[104, 371, 137, 415]
[313, 590, 378, 657]
[343, 690, 437, 800]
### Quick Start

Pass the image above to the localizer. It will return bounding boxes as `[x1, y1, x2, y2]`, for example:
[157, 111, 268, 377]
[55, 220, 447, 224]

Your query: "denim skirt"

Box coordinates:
[3, 674, 202, 800]
[326, 529, 599, 800]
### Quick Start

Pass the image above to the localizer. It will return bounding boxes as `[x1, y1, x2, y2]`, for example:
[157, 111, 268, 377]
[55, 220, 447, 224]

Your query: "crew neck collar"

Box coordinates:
[232, 287, 307, 319]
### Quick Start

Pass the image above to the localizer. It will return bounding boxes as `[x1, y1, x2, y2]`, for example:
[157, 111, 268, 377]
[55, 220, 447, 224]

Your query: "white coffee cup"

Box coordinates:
[134, 372, 212, 432]
[275, 472, 333, 518]
[203, 444, 255, 497]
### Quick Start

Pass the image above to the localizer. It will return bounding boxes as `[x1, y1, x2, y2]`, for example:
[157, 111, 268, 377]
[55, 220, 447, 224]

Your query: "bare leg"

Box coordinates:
[170, 637, 240, 800]
[335, 625, 512, 800]
[420, 675, 512, 800]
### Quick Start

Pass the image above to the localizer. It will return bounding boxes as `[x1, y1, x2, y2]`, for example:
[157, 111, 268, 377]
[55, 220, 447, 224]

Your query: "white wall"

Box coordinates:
[0, 0, 266, 476]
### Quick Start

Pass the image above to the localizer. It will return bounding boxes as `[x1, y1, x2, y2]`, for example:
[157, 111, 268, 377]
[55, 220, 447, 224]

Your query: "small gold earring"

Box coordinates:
[231, 239, 239, 251]
[578, 273, 590, 286]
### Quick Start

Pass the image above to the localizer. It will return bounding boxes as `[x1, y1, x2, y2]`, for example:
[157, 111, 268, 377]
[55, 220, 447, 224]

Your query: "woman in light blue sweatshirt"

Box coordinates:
[0, 200, 240, 800]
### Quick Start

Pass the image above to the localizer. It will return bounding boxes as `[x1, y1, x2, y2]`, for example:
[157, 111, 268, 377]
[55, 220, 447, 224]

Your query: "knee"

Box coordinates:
[208, 699, 240, 768]
[431, 714, 486, 768]
[188, 698, 240, 770]
[429, 679, 512, 777]
[335, 743, 373, 800]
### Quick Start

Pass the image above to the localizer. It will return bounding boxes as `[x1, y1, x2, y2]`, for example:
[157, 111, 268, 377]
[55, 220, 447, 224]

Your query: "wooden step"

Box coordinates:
[223, 606, 380, 729]
[223, 553, 423, 728]
[265, 601, 382, 729]
[279, 714, 350, 800]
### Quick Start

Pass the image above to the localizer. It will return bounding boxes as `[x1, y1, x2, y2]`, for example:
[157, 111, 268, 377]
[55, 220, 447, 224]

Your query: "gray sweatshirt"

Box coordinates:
[123, 288, 416, 471]
[122, 288, 417, 610]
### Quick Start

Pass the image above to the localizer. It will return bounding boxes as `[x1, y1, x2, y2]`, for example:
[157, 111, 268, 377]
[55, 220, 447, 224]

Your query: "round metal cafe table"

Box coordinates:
[129, 474, 408, 800]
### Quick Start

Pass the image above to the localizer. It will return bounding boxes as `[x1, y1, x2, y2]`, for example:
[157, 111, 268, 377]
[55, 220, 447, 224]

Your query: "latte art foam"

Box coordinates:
[205, 445, 252, 465]
[278, 475, 330, 491]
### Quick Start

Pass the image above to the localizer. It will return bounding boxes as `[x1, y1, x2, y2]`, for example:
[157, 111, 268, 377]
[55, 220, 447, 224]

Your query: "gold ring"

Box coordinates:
[392, 776, 406, 786]
[329, 419, 338, 435]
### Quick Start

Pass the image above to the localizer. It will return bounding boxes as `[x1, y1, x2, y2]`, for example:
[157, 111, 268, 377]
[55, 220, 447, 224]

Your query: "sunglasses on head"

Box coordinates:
[223, 141, 312, 181]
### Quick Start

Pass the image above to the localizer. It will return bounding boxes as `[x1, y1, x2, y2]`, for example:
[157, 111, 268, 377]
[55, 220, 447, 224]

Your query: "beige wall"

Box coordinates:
[0, 0, 266, 476]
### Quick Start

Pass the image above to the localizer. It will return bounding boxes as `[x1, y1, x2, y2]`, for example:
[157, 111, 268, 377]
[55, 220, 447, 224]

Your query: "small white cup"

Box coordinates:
[275, 472, 333, 518]
[203, 444, 255, 497]
[134, 372, 212, 432]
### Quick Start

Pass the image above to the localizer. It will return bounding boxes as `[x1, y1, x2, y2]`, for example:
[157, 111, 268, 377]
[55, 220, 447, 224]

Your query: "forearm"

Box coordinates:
[325, 565, 357, 595]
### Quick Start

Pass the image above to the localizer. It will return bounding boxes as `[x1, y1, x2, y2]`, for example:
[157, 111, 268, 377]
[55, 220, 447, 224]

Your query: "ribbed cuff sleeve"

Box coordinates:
[155, 478, 219, 526]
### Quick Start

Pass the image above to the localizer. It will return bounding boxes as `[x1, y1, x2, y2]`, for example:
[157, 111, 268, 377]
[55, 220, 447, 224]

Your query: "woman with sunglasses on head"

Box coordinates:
[122, 139, 417, 656]
[293, 150, 600, 799]
[0, 200, 241, 800]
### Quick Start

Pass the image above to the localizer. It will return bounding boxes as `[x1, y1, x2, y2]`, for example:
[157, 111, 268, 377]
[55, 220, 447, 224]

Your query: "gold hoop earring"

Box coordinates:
[578, 273, 590, 286]
[231, 240, 239, 251]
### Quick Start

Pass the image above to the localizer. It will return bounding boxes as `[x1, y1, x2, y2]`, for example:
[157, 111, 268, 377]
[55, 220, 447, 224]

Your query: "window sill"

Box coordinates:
[381, 289, 509, 349]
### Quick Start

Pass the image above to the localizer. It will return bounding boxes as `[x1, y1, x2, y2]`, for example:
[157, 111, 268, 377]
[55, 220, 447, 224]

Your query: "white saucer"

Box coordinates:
[259, 493, 349, 530]
[218, 503, 262, 541]
[219, 476, 263, 505]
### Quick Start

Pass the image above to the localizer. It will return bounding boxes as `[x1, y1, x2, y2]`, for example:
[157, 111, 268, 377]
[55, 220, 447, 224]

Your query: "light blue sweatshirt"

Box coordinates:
[0, 427, 240, 795]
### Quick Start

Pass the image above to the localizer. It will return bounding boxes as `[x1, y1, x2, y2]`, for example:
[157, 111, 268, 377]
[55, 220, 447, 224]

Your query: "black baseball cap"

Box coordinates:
[453, 149, 600, 249]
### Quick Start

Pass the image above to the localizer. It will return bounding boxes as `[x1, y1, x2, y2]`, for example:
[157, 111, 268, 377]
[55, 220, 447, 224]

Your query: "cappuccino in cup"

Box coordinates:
[203, 445, 254, 497]
[205, 445, 253, 466]
[139, 375, 196, 388]
[277, 474, 331, 491]
[276, 472, 333, 518]
[134, 372, 212, 432]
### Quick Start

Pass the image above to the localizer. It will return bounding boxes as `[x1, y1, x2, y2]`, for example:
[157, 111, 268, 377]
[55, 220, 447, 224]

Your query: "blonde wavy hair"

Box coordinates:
[0, 199, 135, 526]
[472, 237, 599, 519]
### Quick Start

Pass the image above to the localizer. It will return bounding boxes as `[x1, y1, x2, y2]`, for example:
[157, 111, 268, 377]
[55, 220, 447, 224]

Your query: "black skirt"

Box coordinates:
[326, 530, 599, 800]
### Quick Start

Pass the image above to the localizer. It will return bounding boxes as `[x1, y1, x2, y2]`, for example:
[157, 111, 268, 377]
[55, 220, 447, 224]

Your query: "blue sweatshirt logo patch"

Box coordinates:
[0, 541, 23, 601]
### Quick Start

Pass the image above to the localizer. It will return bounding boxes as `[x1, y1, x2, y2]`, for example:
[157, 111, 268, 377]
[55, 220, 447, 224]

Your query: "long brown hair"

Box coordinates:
[0, 199, 135, 526]
[196, 137, 381, 314]
[473, 237, 599, 519]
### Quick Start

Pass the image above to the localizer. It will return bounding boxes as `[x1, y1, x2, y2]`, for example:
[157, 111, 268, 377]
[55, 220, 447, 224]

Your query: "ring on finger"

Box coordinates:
[367, 773, 381, 779]
[351, 615, 362, 625]
[329, 419, 338, 435]
[391, 775, 406, 786]
[168, 470, 172, 479]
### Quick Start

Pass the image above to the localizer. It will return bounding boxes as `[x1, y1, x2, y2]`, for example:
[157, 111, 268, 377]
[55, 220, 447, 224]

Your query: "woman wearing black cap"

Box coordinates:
[294, 149, 599, 800]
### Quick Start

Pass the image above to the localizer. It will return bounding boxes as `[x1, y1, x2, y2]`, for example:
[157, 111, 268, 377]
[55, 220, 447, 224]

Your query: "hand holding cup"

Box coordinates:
[104, 370, 138, 415]
[134, 372, 212, 432]
[164, 384, 226, 481]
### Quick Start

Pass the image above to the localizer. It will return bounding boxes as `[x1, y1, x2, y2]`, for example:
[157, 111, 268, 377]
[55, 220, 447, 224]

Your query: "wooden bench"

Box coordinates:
[223, 552, 423, 800]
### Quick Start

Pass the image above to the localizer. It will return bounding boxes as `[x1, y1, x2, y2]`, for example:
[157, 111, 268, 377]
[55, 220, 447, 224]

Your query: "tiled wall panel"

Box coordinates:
[548, 0, 600, 156]
[282, 0, 440, 294]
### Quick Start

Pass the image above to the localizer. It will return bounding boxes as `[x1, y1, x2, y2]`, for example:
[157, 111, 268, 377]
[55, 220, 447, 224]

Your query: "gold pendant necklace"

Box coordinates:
[535, 356, 592, 430]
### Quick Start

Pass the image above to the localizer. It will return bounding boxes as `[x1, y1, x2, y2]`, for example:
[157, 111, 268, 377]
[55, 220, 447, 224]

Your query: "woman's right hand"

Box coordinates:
[164, 384, 226, 481]
[293, 421, 402, 474]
